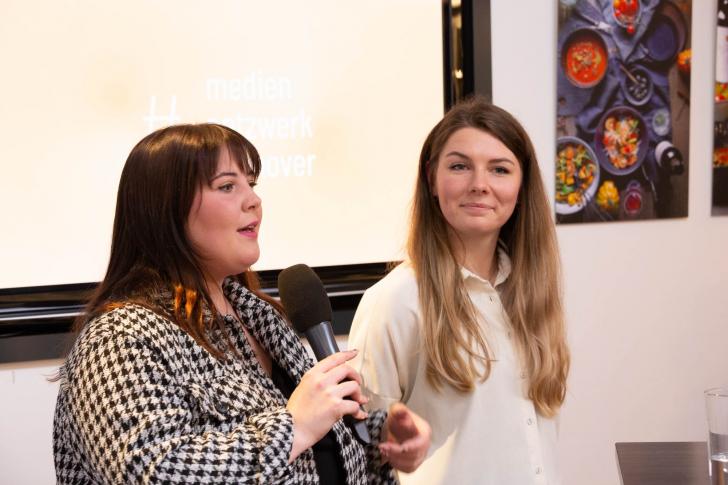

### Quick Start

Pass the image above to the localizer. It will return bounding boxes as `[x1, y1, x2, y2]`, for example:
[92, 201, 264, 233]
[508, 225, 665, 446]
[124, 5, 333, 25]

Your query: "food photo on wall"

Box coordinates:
[714, 0, 728, 215]
[556, 0, 691, 224]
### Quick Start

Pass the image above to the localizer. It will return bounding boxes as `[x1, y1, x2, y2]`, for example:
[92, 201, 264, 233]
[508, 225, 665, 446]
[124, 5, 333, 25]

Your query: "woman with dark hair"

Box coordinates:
[349, 97, 570, 484]
[53, 123, 430, 484]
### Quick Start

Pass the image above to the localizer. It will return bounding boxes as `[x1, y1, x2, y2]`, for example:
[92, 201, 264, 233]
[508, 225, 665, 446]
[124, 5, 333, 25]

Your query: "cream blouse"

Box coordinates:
[348, 251, 560, 484]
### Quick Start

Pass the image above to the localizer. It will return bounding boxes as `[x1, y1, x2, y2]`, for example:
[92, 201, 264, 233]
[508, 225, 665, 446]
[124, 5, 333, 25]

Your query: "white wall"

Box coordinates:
[491, 1, 727, 484]
[0, 360, 60, 484]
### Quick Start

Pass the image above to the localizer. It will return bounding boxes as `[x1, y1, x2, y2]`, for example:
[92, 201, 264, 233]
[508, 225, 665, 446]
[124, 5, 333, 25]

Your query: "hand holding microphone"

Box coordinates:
[277, 264, 372, 461]
[285, 349, 368, 462]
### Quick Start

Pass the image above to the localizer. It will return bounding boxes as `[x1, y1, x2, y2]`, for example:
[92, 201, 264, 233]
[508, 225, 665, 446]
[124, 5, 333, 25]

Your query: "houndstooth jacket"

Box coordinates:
[53, 278, 396, 484]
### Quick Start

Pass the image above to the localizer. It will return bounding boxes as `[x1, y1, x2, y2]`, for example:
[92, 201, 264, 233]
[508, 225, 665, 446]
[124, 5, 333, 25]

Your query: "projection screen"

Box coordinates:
[0, 0, 445, 290]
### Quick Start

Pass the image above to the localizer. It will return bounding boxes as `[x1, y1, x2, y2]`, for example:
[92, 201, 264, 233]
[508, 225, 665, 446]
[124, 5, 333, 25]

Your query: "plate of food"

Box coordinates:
[561, 28, 609, 88]
[555, 136, 600, 215]
[594, 106, 648, 176]
[714, 146, 728, 167]
[612, 0, 641, 34]
[620, 64, 653, 106]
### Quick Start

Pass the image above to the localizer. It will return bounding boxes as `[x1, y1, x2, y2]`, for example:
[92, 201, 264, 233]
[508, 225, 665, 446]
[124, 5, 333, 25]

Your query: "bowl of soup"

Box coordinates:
[562, 28, 609, 88]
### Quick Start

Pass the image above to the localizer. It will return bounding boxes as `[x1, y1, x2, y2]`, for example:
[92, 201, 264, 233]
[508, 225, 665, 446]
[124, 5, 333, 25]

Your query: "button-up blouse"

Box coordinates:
[349, 250, 560, 484]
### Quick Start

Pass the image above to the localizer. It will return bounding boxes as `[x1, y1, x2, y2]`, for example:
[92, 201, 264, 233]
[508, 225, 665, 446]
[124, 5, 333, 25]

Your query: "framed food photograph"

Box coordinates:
[714, 0, 728, 215]
[556, 0, 691, 224]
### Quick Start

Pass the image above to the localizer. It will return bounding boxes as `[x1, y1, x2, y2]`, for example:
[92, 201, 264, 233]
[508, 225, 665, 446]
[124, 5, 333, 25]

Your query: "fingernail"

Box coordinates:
[348, 348, 359, 354]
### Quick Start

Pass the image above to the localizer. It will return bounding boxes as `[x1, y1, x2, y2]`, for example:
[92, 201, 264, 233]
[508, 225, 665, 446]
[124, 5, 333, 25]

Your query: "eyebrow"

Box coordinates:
[444, 151, 517, 165]
[444, 150, 470, 160]
[210, 171, 238, 182]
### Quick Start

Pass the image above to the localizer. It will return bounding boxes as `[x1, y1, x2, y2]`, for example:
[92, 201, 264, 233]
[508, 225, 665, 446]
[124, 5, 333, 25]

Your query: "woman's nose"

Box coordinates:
[470, 169, 491, 193]
[243, 185, 261, 211]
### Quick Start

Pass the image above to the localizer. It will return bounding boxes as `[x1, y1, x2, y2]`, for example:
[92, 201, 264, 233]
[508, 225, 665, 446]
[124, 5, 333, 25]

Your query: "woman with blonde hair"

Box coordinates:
[349, 97, 569, 484]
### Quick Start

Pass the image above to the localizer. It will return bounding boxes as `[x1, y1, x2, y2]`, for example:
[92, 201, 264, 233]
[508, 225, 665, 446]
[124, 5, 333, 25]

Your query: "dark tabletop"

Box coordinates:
[616, 442, 710, 485]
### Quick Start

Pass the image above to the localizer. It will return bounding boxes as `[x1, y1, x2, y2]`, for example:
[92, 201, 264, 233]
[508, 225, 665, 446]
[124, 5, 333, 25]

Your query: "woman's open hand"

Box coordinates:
[380, 402, 431, 473]
[286, 350, 367, 462]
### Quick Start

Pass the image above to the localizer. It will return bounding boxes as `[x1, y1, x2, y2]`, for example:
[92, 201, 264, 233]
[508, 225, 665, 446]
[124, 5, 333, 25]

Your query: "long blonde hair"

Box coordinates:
[407, 97, 569, 417]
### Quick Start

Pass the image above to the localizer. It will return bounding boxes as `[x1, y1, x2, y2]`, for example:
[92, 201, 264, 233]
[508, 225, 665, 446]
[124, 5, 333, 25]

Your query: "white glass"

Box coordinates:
[706, 387, 728, 485]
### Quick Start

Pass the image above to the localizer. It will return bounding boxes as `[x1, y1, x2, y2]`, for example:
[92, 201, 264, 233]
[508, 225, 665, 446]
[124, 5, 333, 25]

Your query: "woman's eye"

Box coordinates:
[449, 162, 468, 171]
[219, 183, 234, 192]
[248, 179, 258, 189]
[493, 166, 510, 175]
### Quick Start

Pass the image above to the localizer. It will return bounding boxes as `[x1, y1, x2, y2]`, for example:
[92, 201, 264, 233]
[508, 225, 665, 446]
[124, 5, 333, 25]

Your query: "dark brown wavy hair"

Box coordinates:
[74, 123, 280, 358]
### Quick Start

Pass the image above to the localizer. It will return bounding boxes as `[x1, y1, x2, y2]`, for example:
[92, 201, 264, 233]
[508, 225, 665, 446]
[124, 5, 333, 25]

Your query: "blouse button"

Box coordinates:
[520, 371, 527, 379]
[527, 418, 534, 425]
[535, 467, 542, 474]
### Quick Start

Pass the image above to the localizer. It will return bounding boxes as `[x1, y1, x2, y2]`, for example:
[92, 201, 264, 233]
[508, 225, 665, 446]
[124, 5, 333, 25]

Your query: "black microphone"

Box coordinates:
[277, 263, 371, 445]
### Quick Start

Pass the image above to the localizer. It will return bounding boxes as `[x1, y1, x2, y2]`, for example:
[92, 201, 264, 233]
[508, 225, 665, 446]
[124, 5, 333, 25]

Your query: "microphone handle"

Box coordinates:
[305, 322, 371, 445]
[305, 322, 340, 360]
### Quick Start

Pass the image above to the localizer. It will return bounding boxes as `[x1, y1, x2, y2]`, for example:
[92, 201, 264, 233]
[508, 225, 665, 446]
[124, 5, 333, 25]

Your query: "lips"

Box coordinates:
[238, 220, 259, 237]
[461, 202, 495, 210]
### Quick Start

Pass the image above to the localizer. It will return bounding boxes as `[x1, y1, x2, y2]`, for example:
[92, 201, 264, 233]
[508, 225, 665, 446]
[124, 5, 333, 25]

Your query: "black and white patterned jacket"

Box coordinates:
[53, 278, 395, 484]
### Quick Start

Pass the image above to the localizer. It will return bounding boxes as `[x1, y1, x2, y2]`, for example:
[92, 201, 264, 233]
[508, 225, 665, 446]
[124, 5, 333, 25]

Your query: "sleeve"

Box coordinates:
[61, 324, 297, 484]
[348, 269, 421, 412]
[364, 408, 397, 484]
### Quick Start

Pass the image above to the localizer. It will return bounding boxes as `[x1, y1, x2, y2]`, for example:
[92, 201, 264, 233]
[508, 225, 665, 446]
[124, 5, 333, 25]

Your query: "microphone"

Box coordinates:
[277, 263, 371, 445]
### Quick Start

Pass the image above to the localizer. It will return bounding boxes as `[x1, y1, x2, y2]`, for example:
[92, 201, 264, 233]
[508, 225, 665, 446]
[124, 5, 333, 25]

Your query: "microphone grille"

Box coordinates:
[277, 264, 333, 333]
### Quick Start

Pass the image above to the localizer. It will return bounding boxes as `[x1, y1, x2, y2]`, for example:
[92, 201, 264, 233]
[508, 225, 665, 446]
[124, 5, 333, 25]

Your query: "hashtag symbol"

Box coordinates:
[143, 95, 180, 131]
